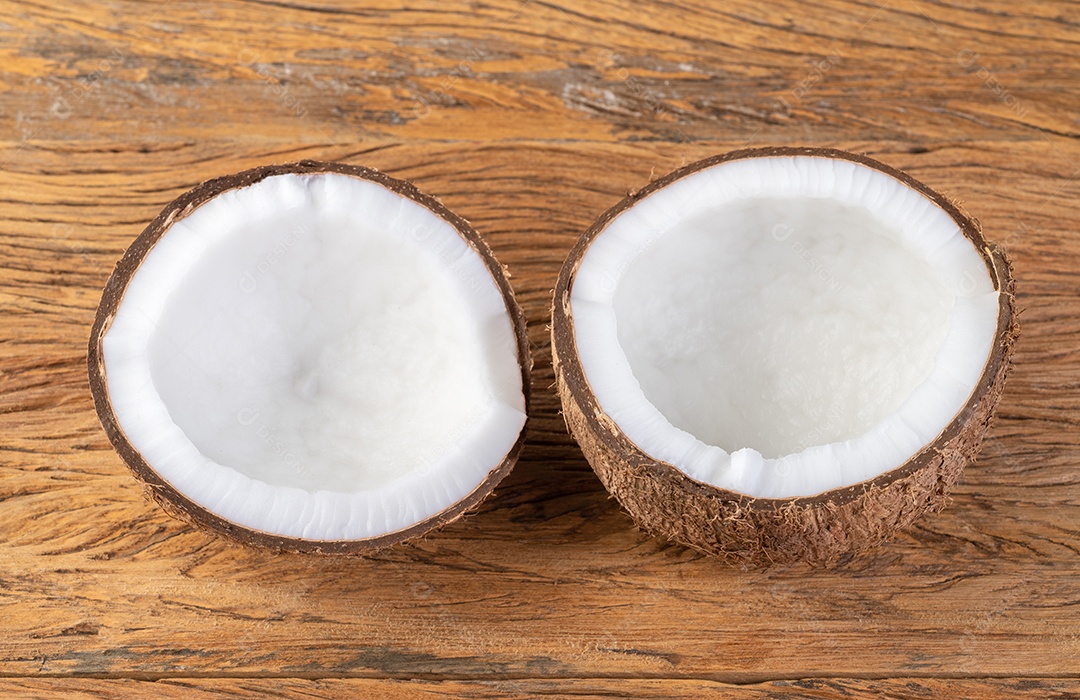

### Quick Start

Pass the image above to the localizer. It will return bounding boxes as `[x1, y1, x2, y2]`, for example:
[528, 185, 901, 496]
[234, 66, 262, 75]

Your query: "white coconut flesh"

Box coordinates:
[102, 173, 526, 540]
[570, 155, 1000, 499]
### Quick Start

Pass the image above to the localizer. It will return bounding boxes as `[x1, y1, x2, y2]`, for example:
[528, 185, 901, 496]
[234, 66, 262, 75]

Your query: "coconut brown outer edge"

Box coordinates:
[551, 146, 1020, 568]
[88, 160, 532, 555]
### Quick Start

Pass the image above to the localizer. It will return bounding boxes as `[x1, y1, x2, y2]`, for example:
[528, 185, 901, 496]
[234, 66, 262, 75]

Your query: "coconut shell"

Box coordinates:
[88, 160, 531, 555]
[551, 146, 1019, 568]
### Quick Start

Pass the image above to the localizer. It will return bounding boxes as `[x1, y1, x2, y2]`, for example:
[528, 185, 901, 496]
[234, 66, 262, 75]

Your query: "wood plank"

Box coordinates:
[0, 138, 1077, 679]
[3, 0, 1079, 685]
[1, 0, 1075, 145]
[2, 677, 1080, 699]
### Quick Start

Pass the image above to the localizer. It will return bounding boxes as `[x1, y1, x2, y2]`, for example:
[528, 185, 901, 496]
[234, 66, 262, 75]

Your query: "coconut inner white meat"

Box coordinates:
[148, 208, 488, 492]
[613, 197, 950, 459]
[102, 173, 527, 540]
[570, 155, 999, 498]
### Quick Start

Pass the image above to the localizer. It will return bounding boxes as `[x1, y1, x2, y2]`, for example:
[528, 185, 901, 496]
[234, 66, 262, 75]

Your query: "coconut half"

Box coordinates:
[552, 147, 1018, 566]
[89, 161, 530, 553]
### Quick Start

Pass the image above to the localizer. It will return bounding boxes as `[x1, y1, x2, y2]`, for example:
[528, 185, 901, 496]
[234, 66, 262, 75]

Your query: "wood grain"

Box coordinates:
[1, 0, 1078, 693]
[2, 678, 1080, 699]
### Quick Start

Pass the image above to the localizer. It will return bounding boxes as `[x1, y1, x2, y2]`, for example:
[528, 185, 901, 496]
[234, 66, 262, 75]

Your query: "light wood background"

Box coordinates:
[1, 0, 1078, 697]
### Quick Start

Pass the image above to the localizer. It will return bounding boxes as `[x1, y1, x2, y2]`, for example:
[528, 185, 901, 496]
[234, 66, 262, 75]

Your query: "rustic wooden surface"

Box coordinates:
[1, 0, 1078, 697]
[3, 678, 1080, 699]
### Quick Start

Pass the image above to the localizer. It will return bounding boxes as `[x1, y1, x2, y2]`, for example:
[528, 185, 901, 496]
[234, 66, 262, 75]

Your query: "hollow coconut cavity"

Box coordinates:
[89, 161, 530, 553]
[552, 147, 1018, 567]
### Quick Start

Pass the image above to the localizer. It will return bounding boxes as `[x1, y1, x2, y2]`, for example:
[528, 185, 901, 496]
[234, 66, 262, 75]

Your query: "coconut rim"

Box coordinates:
[552, 146, 1015, 510]
[88, 160, 532, 554]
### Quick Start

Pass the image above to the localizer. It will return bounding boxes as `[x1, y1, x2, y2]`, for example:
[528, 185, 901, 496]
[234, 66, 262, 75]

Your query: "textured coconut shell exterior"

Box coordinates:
[551, 146, 1019, 568]
[89, 161, 531, 555]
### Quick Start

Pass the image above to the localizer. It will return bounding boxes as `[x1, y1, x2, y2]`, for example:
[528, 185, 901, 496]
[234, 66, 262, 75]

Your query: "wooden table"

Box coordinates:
[2, 0, 1078, 697]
